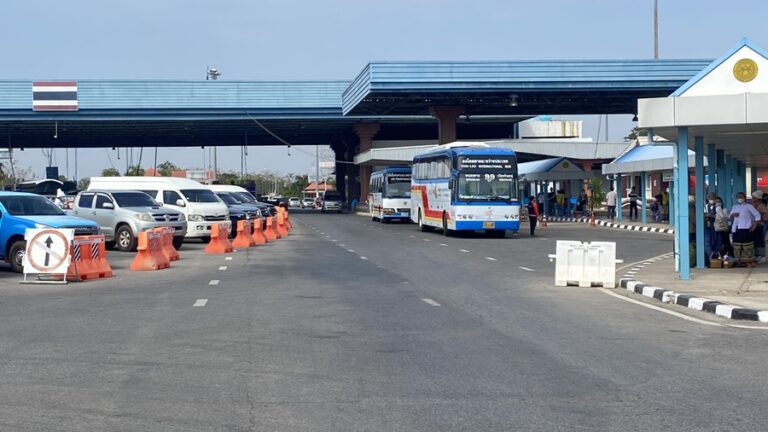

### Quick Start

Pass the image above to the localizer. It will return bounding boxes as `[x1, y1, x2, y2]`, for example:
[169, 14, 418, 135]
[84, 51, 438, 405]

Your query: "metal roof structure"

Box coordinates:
[518, 157, 589, 182]
[602, 144, 702, 175]
[342, 60, 712, 116]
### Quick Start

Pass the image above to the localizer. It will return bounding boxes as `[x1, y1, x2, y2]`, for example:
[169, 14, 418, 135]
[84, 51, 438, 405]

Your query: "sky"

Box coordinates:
[1, 0, 767, 180]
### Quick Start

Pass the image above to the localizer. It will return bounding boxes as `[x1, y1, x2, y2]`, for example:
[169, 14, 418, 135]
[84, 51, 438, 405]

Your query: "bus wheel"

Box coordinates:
[442, 213, 452, 237]
[371, 214, 377, 222]
[418, 210, 430, 232]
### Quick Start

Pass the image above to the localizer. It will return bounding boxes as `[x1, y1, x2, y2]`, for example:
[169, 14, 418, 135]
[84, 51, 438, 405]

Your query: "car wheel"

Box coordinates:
[116, 225, 137, 252]
[9, 240, 26, 273]
[201, 236, 211, 243]
[172, 236, 184, 250]
[105, 241, 116, 250]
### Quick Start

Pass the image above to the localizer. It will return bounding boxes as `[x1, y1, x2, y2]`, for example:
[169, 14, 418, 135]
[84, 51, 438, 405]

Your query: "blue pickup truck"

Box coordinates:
[0, 192, 100, 273]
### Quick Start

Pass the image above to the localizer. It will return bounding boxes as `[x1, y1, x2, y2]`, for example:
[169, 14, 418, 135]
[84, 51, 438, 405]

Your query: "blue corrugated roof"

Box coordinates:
[518, 157, 566, 175]
[343, 59, 712, 114]
[614, 144, 676, 163]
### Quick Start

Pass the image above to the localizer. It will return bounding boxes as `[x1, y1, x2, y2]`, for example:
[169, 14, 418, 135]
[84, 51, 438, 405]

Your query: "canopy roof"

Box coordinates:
[602, 144, 703, 175]
[518, 157, 588, 182]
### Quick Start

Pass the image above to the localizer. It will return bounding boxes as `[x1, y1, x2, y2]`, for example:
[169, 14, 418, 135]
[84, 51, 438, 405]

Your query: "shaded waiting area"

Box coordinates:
[603, 143, 703, 224]
[638, 38, 768, 279]
[518, 157, 590, 216]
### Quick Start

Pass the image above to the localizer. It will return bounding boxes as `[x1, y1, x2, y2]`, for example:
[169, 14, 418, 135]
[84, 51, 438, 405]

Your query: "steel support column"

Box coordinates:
[614, 175, 621, 222]
[752, 166, 758, 194]
[725, 154, 734, 209]
[694, 136, 705, 269]
[640, 172, 647, 224]
[675, 127, 690, 279]
[707, 143, 716, 195]
[716, 150, 726, 206]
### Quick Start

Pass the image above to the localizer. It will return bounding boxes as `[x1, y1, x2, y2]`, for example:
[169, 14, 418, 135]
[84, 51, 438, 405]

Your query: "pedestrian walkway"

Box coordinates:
[618, 253, 768, 321]
[545, 215, 674, 234]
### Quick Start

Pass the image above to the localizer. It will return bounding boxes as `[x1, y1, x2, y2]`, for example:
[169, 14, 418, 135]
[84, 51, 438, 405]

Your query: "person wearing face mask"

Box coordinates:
[730, 192, 761, 267]
[713, 197, 732, 257]
[751, 190, 768, 264]
[704, 192, 721, 262]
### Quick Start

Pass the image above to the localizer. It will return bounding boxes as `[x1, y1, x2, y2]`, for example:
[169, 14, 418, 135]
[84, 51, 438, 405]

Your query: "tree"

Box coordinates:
[157, 161, 180, 177]
[101, 167, 120, 177]
[78, 177, 91, 191]
[126, 165, 145, 176]
[625, 127, 647, 142]
[217, 171, 240, 185]
[588, 176, 605, 218]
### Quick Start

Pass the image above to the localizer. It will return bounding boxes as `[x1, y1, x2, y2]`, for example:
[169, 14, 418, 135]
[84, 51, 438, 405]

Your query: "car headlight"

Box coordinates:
[136, 213, 154, 221]
[188, 214, 204, 221]
[178, 213, 185, 221]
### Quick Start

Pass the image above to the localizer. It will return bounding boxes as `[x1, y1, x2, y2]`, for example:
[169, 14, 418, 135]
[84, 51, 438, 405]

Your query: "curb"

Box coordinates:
[545, 216, 675, 235]
[618, 254, 768, 322]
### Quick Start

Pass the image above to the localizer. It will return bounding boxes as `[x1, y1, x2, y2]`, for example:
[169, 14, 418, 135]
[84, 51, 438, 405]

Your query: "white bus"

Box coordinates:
[410, 143, 520, 237]
[369, 167, 412, 222]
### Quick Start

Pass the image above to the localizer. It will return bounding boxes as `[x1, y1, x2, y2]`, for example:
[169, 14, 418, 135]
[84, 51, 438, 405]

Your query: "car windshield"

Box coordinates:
[386, 175, 411, 198]
[233, 192, 256, 203]
[112, 192, 159, 208]
[324, 193, 341, 201]
[181, 189, 220, 203]
[0, 195, 65, 216]
[458, 172, 517, 201]
[217, 193, 240, 205]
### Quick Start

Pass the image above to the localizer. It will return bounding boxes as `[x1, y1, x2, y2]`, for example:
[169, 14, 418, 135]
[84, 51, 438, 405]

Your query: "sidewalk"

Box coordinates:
[545, 215, 674, 235]
[618, 254, 768, 321]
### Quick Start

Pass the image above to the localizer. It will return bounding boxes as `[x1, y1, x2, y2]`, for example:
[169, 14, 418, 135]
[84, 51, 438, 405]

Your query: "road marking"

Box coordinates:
[423, 239, 430, 242]
[422, 298, 441, 307]
[339, 244, 346, 247]
[460, 249, 469, 253]
[193, 299, 208, 307]
[409, 235, 415, 238]
[519, 266, 535, 272]
[347, 249, 355, 253]
[219, 266, 228, 271]
[225, 257, 233, 261]
[331, 239, 337, 242]
[485, 257, 497, 261]
[439, 243, 447, 246]
[209, 280, 220, 286]
[325, 235, 332, 238]
[598, 289, 719, 326]
[360, 256, 368, 260]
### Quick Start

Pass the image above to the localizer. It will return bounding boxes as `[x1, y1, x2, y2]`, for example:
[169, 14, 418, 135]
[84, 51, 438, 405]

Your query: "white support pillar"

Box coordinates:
[694, 136, 705, 269]
[676, 128, 691, 279]
[640, 172, 647, 224]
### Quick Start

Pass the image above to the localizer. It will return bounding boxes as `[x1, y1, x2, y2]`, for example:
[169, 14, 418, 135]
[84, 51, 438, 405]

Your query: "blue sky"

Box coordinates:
[1, 0, 766, 179]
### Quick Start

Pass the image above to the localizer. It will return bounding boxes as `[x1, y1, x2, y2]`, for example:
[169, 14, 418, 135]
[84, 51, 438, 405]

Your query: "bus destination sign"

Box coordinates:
[458, 156, 516, 171]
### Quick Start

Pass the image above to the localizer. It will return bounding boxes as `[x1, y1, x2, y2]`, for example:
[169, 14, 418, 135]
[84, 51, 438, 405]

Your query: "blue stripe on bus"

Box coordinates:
[454, 220, 520, 231]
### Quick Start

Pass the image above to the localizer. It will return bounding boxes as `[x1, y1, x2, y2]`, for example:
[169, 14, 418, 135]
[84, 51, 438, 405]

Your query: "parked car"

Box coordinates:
[71, 190, 187, 251]
[88, 176, 229, 243]
[213, 192, 263, 236]
[321, 191, 342, 213]
[0, 192, 100, 273]
[208, 185, 277, 217]
[288, 197, 301, 208]
[301, 197, 315, 208]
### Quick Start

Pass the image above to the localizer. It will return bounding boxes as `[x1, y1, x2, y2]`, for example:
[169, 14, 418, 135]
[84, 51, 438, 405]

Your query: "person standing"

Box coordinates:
[713, 197, 732, 257]
[527, 195, 539, 236]
[628, 186, 639, 220]
[704, 192, 720, 262]
[730, 192, 761, 267]
[751, 190, 768, 264]
[605, 186, 618, 221]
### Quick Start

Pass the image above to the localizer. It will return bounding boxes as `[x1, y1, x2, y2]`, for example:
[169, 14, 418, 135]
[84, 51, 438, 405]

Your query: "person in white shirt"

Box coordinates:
[605, 187, 618, 221]
[730, 192, 761, 266]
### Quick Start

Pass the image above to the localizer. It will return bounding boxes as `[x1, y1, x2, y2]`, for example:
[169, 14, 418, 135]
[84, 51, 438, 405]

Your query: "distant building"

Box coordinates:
[144, 168, 214, 182]
[303, 181, 335, 197]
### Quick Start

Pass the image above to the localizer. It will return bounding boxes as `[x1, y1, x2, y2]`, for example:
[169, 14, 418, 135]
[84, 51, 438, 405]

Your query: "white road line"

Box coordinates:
[331, 239, 337, 242]
[423, 239, 430, 242]
[360, 256, 368, 260]
[193, 299, 208, 307]
[219, 266, 228, 271]
[439, 243, 447, 246]
[422, 298, 441, 307]
[485, 257, 497, 261]
[519, 266, 535, 272]
[598, 289, 719, 326]
[225, 257, 233, 261]
[339, 244, 346, 247]
[347, 249, 355, 253]
[209, 280, 220, 286]
[409, 235, 415, 238]
[460, 249, 469, 253]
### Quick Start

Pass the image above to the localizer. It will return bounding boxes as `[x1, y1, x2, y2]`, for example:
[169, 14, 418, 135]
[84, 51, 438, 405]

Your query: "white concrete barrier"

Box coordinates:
[548, 240, 623, 288]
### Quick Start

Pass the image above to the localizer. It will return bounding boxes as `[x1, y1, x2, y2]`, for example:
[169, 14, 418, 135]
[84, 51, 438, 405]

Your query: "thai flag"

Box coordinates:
[32, 81, 78, 111]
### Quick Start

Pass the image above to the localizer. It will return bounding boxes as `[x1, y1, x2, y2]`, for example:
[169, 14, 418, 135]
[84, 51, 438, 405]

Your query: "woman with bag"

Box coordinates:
[704, 192, 721, 262]
[713, 196, 732, 257]
[730, 192, 761, 267]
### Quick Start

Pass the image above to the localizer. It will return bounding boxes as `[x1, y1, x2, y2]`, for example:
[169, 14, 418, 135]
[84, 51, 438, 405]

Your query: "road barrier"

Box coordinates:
[251, 220, 268, 245]
[154, 227, 179, 262]
[204, 223, 234, 254]
[131, 231, 171, 271]
[276, 212, 289, 237]
[66, 235, 113, 281]
[548, 240, 623, 288]
[232, 220, 256, 248]
[280, 207, 293, 230]
[264, 216, 279, 241]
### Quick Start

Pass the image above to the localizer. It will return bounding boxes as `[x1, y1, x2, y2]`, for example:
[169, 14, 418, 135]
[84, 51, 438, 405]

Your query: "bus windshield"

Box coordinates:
[385, 175, 411, 198]
[458, 172, 517, 202]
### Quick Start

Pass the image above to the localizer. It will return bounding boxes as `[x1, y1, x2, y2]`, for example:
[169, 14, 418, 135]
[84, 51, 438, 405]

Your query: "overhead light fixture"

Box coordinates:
[632, 114, 638, 122]
[508, 95, 519, 107]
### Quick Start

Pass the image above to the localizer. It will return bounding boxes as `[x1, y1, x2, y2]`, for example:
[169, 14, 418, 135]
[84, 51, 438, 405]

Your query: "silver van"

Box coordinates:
[72, 190, 187, 251]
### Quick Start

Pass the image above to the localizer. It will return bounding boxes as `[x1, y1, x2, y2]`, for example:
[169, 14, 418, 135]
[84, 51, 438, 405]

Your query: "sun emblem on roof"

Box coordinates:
[733, 58, 758, 83]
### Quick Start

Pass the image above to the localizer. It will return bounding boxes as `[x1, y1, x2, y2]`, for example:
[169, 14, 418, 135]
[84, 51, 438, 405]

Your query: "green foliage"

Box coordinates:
[157, 161, 180, 177]
[217, 172, 240, 185]
[101, 167, 120, 177]
[78, 177, 91, 191]
[588, 177, 605, 216]
[625, 127, 648, 141]
[126, 165, 144, 176]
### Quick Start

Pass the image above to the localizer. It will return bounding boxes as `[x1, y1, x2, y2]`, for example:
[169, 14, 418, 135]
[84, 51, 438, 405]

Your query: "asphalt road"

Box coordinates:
[0, 213, 767, 431]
